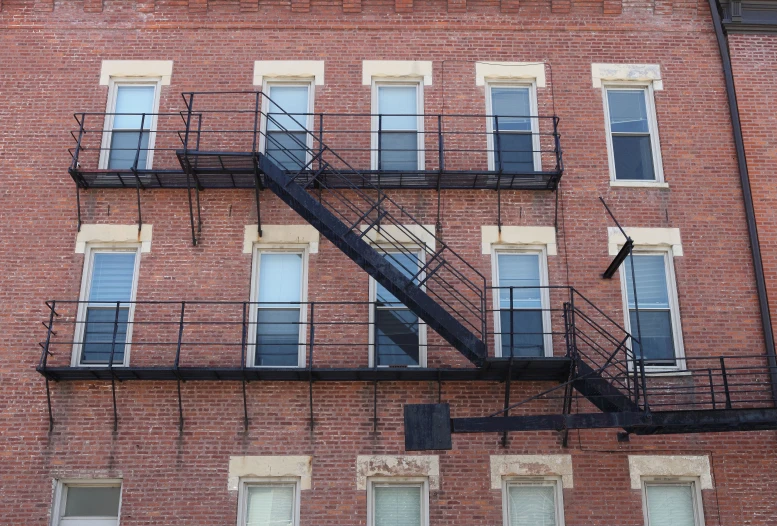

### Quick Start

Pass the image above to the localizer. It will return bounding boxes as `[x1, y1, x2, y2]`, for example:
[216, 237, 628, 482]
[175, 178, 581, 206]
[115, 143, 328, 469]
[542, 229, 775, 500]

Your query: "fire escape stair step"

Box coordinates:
[572, 359, 641, 413]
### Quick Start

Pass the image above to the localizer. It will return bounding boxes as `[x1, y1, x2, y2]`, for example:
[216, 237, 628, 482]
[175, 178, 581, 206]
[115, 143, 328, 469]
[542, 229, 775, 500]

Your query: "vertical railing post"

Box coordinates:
[252, 92, 261, 153]
[71, 113, 87, 174]
[377, 115, 383, 172]
[183, 94, 195, 154]
[308, 302, 315, 433]
[437, 114, 444, 174]
[318, 114, 324, 173]
[241, 302, 249, 431]
[638, 357, 650, 414]
[109, 301, 122, 368]
[133, 113, 146, 172]
[40, 301, 57, 370]
[721, 357, 733, 409]
[494, 115, 504, 173]
[175, 302, 186, 371]
[508, 287, 515, 358]
[708, 368, 717, 409]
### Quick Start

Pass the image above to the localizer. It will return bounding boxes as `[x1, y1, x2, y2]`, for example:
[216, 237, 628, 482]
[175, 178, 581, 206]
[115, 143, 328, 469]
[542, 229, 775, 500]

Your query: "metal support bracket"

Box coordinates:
[75, 185, 83, 232]
[45, 378, 54, 432]
[501, 356, 513, 447]
[254, 159, 263, 238]
[177, 379, 184, 432]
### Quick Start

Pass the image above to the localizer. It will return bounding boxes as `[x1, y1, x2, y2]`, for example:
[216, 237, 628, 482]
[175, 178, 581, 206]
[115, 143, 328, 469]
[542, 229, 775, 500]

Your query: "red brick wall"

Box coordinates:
[0, 1, 776, 524]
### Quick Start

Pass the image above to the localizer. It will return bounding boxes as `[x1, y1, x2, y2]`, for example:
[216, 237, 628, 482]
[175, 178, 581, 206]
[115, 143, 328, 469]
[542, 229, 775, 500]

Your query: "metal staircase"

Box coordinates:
[177, 92, 488, 366]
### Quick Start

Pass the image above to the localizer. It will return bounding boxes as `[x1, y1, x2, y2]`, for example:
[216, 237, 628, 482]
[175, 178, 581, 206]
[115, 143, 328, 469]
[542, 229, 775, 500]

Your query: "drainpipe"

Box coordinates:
[708, 0, 777, 403]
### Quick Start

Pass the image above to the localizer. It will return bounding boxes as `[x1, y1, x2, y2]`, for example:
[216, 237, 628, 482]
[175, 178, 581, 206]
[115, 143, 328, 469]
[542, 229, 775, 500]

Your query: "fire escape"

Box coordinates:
[39, 91, 777, 440]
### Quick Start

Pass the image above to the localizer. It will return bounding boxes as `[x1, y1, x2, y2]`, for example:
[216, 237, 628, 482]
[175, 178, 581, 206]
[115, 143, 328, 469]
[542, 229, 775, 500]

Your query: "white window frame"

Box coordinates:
[618, 248, 685, 372]
[72, 244, 142, 367]
[248, 245, 310, 368]
[260, 79, 316, 169]
[368, 248, 428, 368]
[491, 245, 553, 358]
[602, 83, 664, 185]
[502, 476, 565, 526]
[371, 79, 425, 171]
[367, 477, 430, 526]
[51, 479, 123, 526]
[641, 477, 705, 526]
[236, 477, 301, 526]
[99, 77, 162, 170]
[485, 80, 542, 172]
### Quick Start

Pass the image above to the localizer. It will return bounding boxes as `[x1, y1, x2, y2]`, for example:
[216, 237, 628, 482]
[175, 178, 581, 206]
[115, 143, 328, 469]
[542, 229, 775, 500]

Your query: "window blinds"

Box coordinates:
[624, 255, 669, 310]
[374, 485, 422, 526]
[497, 253, 542, 309]
[89, 252, 137, 304]
[645, 484, 696, 526]
[258, 253, 302, 306]
[507, 484, 557, 526]
[245, 485, 295, 526]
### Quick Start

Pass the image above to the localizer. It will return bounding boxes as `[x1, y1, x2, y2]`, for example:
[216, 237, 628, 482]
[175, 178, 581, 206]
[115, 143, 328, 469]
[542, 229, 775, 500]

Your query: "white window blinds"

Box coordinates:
[645, 484, 697, 526]
[245, 485, 295, 526]
[507, 484, 558, 526]
[497, 253, 542, 309]
[258, 253, 302, 306]
[373, 485, 423, 526]
[89, 252, 137, 304]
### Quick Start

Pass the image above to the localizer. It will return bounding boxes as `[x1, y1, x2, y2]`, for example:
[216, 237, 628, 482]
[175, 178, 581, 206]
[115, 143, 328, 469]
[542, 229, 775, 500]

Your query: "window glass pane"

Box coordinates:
[500, 310, 544, 357]
[607, 89, 649, 134]
[113, 85, 155, 130]
[63, 486, 121, 517]
[624, 255, 670, 309]
[379, 132, 418, 171]
[629, 310, 675, 363]
[376, 309, 420, 366]
[374, 485, 422, 526]
[268, 85, 309, 132]
[82, 308, 129, 364]
[491, 87, 532, 132]
[645, 484, 696, 526]
[612, 135, 655, 180]
[245, 485, 294, 526]
[497, 253, 541, 309]
[256, 309, 300, 367]
[266, 131, 307, 171]
[108, 130, 150, 170]
[89, 253, 137, 304]
[376, 253, 420, 305]
[507, 484, 557, 526]
[495, 133, 534, 173]
[378, 86, 418, 130]
[258, 253, 302, 306]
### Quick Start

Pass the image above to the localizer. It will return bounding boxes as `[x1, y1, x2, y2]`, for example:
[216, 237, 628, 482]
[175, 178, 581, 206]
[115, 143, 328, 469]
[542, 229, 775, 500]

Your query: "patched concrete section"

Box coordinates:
[490, 455, 573, 489]
[475, 62, 546, 87]
[591, 63, 663, 90]
[228, 455, 313, 491]
[243, 225, 320, 253]
[360, 224, 436, 252]
[481, 225, 557, 255]
[356, 455, 440, 490]
[76, 224, 153, 253]
[100, 60, 174, 85]
[608, 226, 683, 256]
[628, 455, 712, 489]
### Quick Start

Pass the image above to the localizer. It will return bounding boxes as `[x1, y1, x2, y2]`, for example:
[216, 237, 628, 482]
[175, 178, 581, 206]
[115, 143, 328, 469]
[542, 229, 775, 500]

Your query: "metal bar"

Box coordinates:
[39, 302, 56, 370]
[45, 378, 54, 432]
[111, 374, 118, 432]
[252, 92, 260, 153]
[109, 301, 121, 431]
[603, 239, 634, 279]
[437, 114, 444, 186]
[241, 302, 249, 431]
[721, 357, 733, 409]
[318, 113, 324, 175]
[495, 116, 503, 233]
[183, 94, 194, 154]
[254, 162, 263, 238]
[709, 368, 717, 410]
[75, 186, 82, 232]
[501, 354, 513, 447]
[175, 302, 186, 370]
[185, 169, 198, 246]
[177, 379, 184, 432]
[132, 113, 146, 234]
[309, 302, 315, 433]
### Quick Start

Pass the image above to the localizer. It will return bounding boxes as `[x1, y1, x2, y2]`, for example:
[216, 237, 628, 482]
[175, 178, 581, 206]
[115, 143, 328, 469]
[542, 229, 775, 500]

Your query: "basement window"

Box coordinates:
[237, 479, 300, 526]
[52, 481, 122, 526]
[503, 478, 565, 526]
[642, 480, 705, 526]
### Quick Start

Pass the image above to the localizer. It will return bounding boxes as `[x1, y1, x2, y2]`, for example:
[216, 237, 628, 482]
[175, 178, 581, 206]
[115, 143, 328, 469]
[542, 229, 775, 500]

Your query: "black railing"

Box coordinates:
[68, 98, 562, 190]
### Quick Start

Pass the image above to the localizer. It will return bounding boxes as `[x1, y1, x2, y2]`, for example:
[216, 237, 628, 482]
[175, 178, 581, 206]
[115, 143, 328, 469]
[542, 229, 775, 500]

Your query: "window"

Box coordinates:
[74, 247, 140, 366]
[373, 82, 424, 171]
[620, 251, 684, 367]
[237, 480, 300, 526]
[370, 251, 427, 367]
[603, 86, 663, 182]
[487, 83, 540, 173]
[642, 480, 704, 526]
[368, 479, 429, 526]
[493, 249, 551, 357]
[503, 478, 564, 526]
[250, 249, 307, 367]
[101, 80, 161, 170]
[264, 82, 313, 171]
[52, 481, 122, 526]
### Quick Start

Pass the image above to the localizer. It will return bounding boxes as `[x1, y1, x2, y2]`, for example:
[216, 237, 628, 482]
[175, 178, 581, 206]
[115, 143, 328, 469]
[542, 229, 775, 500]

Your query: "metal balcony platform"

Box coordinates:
[38, 357, 572, 383]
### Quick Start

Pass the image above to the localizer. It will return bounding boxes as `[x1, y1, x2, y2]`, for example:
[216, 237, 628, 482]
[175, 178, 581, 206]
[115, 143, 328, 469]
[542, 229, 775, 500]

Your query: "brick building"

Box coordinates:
[1, 0, 777, 524]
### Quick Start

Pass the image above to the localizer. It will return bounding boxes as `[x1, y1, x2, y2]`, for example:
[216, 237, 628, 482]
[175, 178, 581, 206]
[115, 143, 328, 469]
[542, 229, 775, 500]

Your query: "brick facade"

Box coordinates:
[1, 0, 776, 524]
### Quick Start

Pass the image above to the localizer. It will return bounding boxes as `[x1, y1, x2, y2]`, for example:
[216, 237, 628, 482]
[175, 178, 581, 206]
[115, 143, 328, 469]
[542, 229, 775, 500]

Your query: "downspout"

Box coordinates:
[708, 0, 777, 403]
